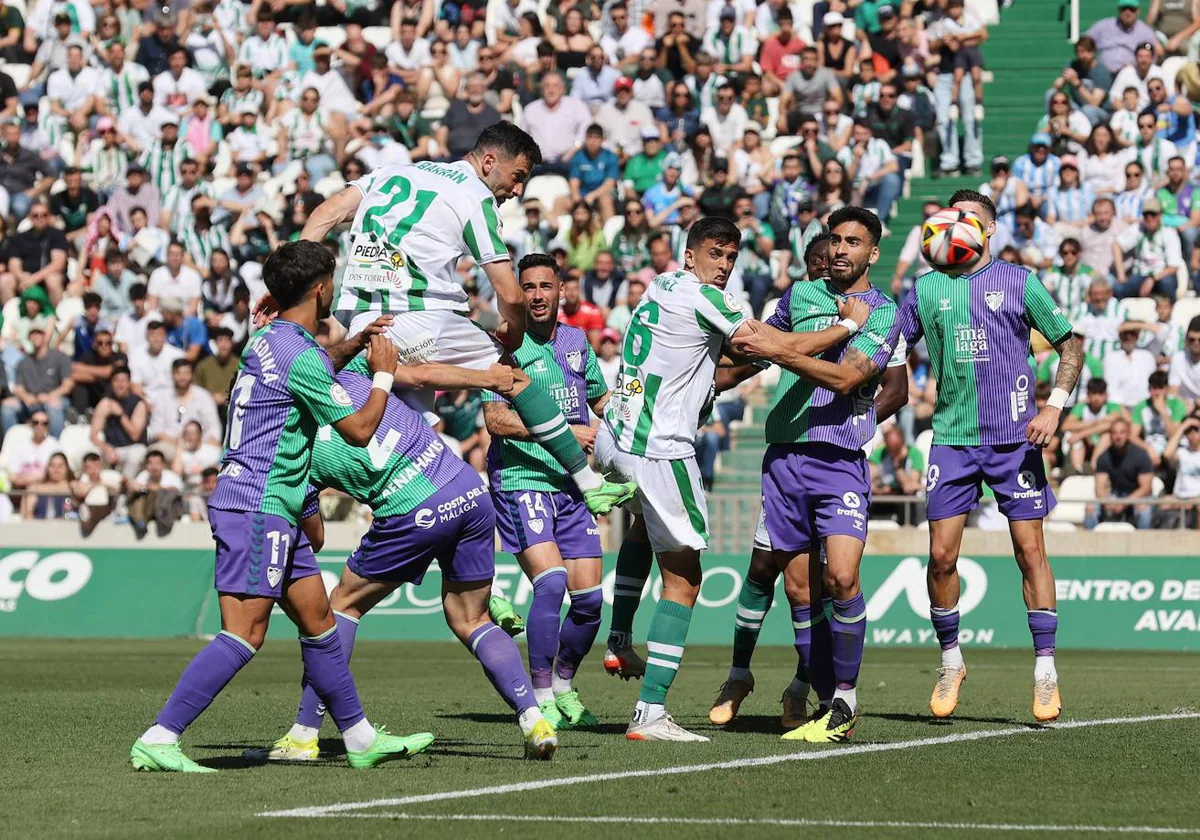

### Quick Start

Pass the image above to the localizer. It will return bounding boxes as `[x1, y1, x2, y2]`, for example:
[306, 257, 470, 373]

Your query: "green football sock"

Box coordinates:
[639, 599, 693, 704]
[731, 575, 773, 672]
[510, 385, 599, 490]
[608, 537, 653, 647]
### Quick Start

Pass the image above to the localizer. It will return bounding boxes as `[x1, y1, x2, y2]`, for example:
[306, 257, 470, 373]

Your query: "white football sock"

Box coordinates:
[533, 687, 555, 705]
[341, 718, 377, 753]
[941, 645, 965, 669]
[1034, 655, 1058, 682]
[633, 700, 666, 724]
[572, 466, 602, 491]
[833, 686, 858, 714]
[140, 724, 179, 745]
[728, 666, 752, 683]
[517, 706, 544, 735]
[490, 581, 505, 599]
[551, 674, 573, 695]
[288, 723, 320, 741]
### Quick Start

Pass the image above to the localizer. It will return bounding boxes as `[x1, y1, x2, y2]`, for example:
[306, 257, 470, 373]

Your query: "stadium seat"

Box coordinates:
[769, 135, 802, 157]
[1123, 297, 1157, 324]
[1044, 521, 1078, 532]
[602, 215, 625, 244]
[3, 63, 30, 89]
[914, 429, 934, 466]
[1093, 521, 1136, 533]
[0, 424, 34, 473]
[1051, 474, 1095, 525]
[361, 26, 391, 49]
[870, 519, 901, 530]
[522, 175, 570, 211]
[1161, 56, 1187, 97]
[314, 174, 346, 198]
[314, 26, 347, 49]
[59, 424, 99, 473]
[1170, 297, 1200, 331]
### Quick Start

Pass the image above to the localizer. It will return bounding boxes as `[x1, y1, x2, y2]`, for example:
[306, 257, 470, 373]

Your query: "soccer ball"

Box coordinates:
[921, 208, 987, 268]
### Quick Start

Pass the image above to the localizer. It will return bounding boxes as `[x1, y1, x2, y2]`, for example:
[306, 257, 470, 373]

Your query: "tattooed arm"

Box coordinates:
[758, 343, 881, 396]
[1027, 332, 1084, 447]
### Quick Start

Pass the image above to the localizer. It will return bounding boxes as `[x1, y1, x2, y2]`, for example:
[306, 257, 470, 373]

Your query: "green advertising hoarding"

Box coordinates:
[1, 547, 1199, 650]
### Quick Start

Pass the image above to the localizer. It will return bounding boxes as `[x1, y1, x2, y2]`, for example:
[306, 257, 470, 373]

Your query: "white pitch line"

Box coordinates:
[315, 813, 1200, 834]
[257, 711, 1200, 819]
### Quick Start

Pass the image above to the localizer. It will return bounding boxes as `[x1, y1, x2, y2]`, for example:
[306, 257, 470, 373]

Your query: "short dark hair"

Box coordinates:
[518, 252, 558, 275]
[586, 122, 604, 138]
[1087, 378, 1108, 394]
[949, 189, 998, 221]
[263, 240, 336, 310]
[64, 166, 81, 177]
[778, 6, 793, 21]
[686, 216, 740, 250]
[1189, 315, 1200, 334]
[112, 364, 131, 378]
[146, 320, 166, 333]
[1060, 237, 1081, 253]
[1015, 203, 1037, 220]
[83, 452, 101, 464]
[171, 358, 192, 372]
[83, 291, 102, 308]
[805, 232, 832, 261]
[211, 327, 234, 341]
[146, 450, 166, 462]
[1149, 370, 1169, 389]
[828, 206, 883, 246]
[472, 121, 543, 168]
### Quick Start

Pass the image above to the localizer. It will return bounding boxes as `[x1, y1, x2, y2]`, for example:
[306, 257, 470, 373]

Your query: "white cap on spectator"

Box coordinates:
[745, 121, 763, 135]
[823, 11, 845, 26]
[160, 296, 185, 314]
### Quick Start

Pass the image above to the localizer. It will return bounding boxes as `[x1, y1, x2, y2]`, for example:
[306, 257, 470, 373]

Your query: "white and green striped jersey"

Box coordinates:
[237, 33, 290, 77]
[604, 270, 748, 459]
[214, 0, 249, 35]
[281, 108, 329, 158]
[140, 140, 193, 196]
[337, 161, 510, 317]
[162, 180, 214, 237]
[100, 62, 149, 114]
[1070, 297, 1127, 362]
[180, 223, 232, 270]
[219, 86, 264, 116]
[701, 27, 757, 65]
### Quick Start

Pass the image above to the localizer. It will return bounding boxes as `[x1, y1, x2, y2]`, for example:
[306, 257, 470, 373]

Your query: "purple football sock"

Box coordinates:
[791, 603, 814, 682]
[930, 605, 961, 650]
[831, 593, 867, 691]
[1028, 609, 1058, 656]
[555, 586, 603, 681]
[295, 611, 359, 729]
[527, 567, 567, 689]
[470, 623, 537, 713]
[809, 604, 836, 703]
[299, 624, 365, 732]
[155, 630, 255, 735]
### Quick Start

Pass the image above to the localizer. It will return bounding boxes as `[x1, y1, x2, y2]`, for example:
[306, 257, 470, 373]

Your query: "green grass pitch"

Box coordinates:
[3, 640, 1198, 839]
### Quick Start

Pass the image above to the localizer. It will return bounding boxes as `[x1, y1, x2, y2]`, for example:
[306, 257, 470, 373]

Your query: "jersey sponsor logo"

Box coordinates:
[382, 438, 446, 499]
[842, 491, 862, 509]
[414, 508, 436, 528]
[566, 350, 583, 373]
[1014, 468, 1043, 499]
[1010, 374, 1030, 421]
[396, 331, 438, 364]
[952, 324, 990, 362]
[432, 485, 485, 523]
[330, 384, 352, 406]
[985, 290, 1004, 311]
[0, 551, 93, 612]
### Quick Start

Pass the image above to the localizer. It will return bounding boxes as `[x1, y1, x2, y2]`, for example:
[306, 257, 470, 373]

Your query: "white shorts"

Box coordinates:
[596, 425, 708, 554]
[348, 309, 503, 371]
[349, 309, 504, 420]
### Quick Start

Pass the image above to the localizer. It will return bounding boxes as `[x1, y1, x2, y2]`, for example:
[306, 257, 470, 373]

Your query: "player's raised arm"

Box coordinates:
[328, 336, 398, 446]
[396, 362, 515, 394]
[482, 255, 527, 353]
[301, 184, 364, 242]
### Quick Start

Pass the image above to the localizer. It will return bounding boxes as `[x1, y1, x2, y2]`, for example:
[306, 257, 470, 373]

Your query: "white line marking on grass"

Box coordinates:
[257, 711, 1200, 819]
[318, 813, 1200, 834]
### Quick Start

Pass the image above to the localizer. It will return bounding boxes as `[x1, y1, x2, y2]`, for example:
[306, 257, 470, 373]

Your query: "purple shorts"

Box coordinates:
[492, 487, 602, 559]
[347, 473, 496, 584]
[762, 443, 871, 552]
[926, 443, 1056, 521]
[210, 508, 320, 598]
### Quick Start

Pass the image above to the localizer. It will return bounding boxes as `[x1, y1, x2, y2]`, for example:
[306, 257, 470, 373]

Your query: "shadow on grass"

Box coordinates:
[864, 711, 1037, 727]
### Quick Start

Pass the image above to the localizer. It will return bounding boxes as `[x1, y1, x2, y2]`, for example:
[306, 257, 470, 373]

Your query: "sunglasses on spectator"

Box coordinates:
[880, 92, 897, 99]
[30, 211, 48, 218]
[31, 419, 49, 427]
[479, 52, 494, 59]
[626, 206, 643, 214]
[1060, 248, 1079, 256]
[717, 95, 733, 102]
[1126, 169, 1142, 177]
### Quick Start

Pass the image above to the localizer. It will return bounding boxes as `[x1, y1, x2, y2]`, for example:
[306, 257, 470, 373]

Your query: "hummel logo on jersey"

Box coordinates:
[566, 351, 583, 372]
[939, 298, 952, 310]
[985, 290, 1004, 311]
[530, 360, 548, 373]
[808, 305, 820, 314]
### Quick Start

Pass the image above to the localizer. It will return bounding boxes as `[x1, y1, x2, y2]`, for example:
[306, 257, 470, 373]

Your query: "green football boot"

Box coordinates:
[130, 740, 216, 773]
[345, 727, 435, 769]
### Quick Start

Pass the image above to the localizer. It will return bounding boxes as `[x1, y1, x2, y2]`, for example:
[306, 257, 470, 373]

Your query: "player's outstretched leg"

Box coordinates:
[527, 567, 569, 729]
[928, 514, 970, 718]
[627, 549, 708, 742]
[709, 547, 775, 726]
[605, 526, 652, 680]
[131, 628, 256, 773]
[507, 378, 635, 515]
[445, 579, 556, 759]
[554, 584, 603, 728]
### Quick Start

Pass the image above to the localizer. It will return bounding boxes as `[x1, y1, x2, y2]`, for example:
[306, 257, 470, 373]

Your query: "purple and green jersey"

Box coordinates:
[208, 320, 355, 523]
[485, 323, 607, 493]
[306, 356, 469, 519]
[897, 260, 1075, 447]
[764, 280, 899, 452]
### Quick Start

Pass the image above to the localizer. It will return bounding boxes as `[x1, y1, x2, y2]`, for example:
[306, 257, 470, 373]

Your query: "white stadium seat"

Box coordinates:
[314, 26, 347, 49]
[1170, 297, 1200, 331]
[0, 424, 33, 473]
[602, 215, 625, 244]
[914, 429, 934, 467]
[769, 135, 802, 157]
[58, 425, 99, 473]
[1161, 56, 1187, 96]
[1122, 297, 1157, 324]
[362, 26, 392, 50]
[1051, 474, 1095, 526]
[522, 174, 570, 210]
[1093, 521, 1136, 533]
[2, 63, 30, 89]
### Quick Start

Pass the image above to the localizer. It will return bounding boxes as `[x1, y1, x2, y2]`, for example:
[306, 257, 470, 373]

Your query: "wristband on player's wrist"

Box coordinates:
[837, 317, 861, 334]
[371, 371, 394, 394]
[1047, 387, 1070, 410]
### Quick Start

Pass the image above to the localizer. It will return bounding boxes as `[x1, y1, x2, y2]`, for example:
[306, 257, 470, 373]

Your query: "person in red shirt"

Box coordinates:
[557, 273, 606, 350]
[759, 7, 806, 96]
